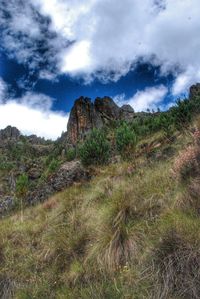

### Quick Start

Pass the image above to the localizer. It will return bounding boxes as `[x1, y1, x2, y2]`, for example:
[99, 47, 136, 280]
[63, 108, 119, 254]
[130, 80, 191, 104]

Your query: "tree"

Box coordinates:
[16, 174, 29, 222]
[79, 129, 110, 166]
[115, 123, 137, 160]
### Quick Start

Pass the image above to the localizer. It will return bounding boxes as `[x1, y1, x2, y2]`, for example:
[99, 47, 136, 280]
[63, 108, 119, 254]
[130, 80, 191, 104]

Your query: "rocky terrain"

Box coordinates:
[66, 96, 135, 144]
[0, 84, 199, 216]
[0, 84, 200, 298]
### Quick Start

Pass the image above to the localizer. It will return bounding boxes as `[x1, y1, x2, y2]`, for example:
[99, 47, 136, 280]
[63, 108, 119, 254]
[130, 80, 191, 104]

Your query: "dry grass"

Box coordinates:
[0, 128, 198, 298]
[152, 228, 200, 299]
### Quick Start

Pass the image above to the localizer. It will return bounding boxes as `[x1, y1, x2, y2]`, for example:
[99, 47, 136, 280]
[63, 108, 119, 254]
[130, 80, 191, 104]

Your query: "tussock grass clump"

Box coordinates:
[152, 228, 200, 299]
[149, 212, 200, 299]
[87, 161, 175, 273]
[187, 178, 200, 214]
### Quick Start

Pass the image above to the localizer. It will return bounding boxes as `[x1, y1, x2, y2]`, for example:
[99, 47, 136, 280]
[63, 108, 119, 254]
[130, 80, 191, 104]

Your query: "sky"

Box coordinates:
[0, 0, 200, 139]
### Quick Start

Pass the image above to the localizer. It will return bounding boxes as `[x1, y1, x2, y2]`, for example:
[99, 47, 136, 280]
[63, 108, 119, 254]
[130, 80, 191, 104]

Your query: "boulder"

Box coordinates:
[27, 160, 90, 204]
[120, 104, 135, 121]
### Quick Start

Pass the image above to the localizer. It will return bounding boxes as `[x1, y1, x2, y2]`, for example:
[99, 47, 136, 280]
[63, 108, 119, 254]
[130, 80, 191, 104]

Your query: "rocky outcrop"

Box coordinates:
[94, 97, 121, 121]
[67, 97, 103, 145]
[67, 96, 135, 144]
[0, 126, 20, 140]
[120, 104, 135, 121]
[189, 83, 200, 99]
[27, 160, 90, 204]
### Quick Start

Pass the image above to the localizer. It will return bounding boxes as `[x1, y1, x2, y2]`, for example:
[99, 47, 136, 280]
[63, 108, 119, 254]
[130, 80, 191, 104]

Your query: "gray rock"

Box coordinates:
[189, 83, 200, 99]
[0, 196, 15, 215]
[120, 104, 135, 121]
[27, 160, 90, 204]
[0, 126, 20, 141]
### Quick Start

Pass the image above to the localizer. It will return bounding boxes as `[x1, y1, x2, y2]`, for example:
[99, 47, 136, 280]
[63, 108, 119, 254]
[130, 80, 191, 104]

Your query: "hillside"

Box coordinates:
[0, 84, 200, 298]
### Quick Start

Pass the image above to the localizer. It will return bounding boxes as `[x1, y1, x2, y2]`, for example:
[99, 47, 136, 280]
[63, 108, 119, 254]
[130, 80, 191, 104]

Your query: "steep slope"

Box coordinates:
[0, 84, 200, 298]
[0, 118, 199, 298]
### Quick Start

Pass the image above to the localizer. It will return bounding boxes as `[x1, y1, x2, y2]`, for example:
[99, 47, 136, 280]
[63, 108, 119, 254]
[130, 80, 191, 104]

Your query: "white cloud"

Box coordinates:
[0, 79, 68, 140]
[1, 0, 200, 95]
[61, 40, 92, 73]
[172, 67, 200, 96]
[114, 85, 168, 112]
[0, 101, 68, 140]
[31, 0, 200, 91]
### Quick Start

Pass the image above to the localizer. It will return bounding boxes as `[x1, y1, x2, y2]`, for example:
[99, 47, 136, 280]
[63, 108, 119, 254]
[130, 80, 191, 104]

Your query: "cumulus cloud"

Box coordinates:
[0, 0, 200, 102]
[0, 0, 68, 80]
[32, 0, 200, 92]
[1, 0, 200, 94]
[0, 78, 68, 140]
[114, 85, 168, 112]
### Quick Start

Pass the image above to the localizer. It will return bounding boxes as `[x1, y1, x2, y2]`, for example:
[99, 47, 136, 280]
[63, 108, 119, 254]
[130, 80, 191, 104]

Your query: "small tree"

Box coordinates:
[66, 148, 76, 161]
[16, 173, 29, 222]
[115, 123, 137, 160]
[79, 129, 110, 166]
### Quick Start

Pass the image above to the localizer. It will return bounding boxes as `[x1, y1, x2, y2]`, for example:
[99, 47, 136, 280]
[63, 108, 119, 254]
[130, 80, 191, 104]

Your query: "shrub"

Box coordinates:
[47, 158, 60, 173]
[66, 148, 76, 161]
[79, 129, 110, 166]
[16, 173, 29, 199]
[115, 123, 137, 160]
[16, 173, 29, 221]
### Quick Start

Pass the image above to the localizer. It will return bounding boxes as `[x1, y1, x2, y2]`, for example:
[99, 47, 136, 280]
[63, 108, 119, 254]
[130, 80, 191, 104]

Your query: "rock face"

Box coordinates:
[120, 104, 135, 121]
[189, 83, 200, 99]
[0, 126, 20, 140]
[27, 161, 90, 204]
[67, 97, 103, 145]
[67, 96, 135, 144]
[94, 97, 121, 121]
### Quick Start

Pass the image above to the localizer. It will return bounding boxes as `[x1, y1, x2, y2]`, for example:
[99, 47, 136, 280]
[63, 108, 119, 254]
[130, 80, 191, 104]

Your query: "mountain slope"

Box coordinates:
[0, 120, 200, 299]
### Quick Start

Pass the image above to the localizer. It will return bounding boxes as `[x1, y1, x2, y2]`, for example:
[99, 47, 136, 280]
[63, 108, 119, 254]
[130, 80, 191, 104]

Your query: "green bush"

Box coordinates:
[48, 158, 60, 173]
[115, 123, 137, 160]
[66, 148, 76, 161]
[79, 129, 110, 166]
[16, 174, 29, 199]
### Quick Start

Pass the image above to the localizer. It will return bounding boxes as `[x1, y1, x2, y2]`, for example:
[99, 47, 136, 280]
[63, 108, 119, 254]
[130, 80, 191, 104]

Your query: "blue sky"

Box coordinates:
[0, 0, 199, 139]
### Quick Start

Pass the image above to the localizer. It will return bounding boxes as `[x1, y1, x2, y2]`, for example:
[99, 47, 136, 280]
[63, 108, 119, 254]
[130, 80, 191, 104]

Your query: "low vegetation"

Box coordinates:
[0, 96, 200, 298]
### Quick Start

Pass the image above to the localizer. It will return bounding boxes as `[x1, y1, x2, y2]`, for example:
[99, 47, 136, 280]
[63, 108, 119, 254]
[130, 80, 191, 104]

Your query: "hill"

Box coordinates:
[0, 84, 200, 298]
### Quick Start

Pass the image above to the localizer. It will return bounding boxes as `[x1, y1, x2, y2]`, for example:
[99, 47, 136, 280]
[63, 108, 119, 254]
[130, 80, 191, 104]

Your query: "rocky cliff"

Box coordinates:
[67, 96, 135, 144]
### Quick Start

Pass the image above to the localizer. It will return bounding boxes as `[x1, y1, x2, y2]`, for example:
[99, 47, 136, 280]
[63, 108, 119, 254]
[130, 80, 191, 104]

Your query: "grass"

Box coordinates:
[0, 127, 199, 298]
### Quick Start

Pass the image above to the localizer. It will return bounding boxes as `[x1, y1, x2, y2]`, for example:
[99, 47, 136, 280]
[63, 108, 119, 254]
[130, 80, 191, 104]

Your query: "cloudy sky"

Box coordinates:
[0, 0, 199, 139]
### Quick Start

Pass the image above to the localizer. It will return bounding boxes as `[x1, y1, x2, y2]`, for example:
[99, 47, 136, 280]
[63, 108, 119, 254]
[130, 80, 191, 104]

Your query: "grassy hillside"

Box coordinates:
[0, 116, 200, 298]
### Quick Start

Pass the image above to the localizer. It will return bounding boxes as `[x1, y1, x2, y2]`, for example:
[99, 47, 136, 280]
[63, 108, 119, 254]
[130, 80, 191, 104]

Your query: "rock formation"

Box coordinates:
[27, 161, 90, 205]
[189, 83, 200, 99]
[0, 126, 20, 140]
[94, 96, 121, 121]
[67, 96, 135, 144]
[120, 104, 135, 121]
[67, 97, 103, 145]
